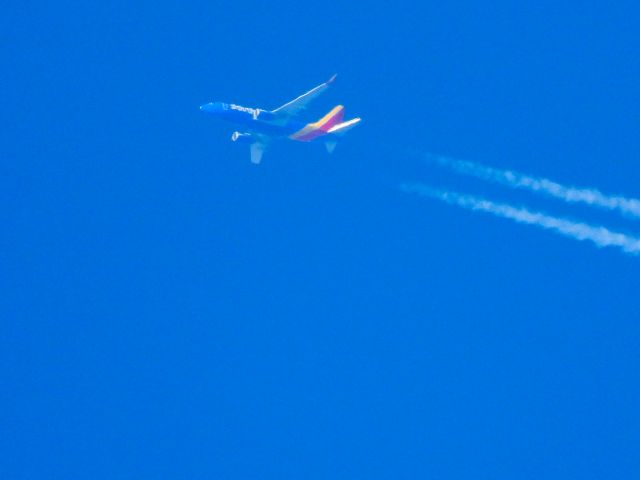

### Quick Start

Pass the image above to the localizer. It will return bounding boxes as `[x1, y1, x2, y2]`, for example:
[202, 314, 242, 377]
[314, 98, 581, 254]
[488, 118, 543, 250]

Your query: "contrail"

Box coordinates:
[426, 154, 640, 219]
[401, 183, 640, 255]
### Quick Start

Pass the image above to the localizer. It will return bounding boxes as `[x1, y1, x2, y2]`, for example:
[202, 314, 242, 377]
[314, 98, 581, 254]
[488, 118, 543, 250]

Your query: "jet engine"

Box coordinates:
[231, 131, 253, 144]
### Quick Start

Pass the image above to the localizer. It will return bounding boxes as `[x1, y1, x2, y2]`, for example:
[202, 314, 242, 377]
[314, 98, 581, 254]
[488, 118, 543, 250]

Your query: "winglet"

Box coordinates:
[327, 74, 337, 85]
[272, 75, 337, 116]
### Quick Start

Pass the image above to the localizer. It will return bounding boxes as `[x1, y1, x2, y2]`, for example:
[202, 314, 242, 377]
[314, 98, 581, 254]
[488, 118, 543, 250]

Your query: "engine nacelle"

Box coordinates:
[231, 131, 253, 144]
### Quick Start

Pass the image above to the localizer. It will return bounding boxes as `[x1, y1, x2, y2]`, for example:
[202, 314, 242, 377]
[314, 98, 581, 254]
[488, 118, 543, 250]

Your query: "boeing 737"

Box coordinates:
[199, 75, 361, 164]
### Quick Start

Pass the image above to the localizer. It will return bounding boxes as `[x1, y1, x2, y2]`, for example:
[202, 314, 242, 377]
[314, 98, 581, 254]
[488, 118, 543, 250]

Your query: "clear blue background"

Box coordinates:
[3, 1, 639, 478]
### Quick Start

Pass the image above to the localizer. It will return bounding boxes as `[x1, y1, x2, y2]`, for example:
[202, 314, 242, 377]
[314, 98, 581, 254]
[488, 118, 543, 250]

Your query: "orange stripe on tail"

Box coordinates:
[290, 105, 345, 141]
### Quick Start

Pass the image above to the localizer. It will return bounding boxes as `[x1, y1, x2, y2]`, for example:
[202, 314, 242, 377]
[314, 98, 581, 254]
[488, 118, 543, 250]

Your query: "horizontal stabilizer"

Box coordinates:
[325, 140, 337, 154]
[327, 117, 361, 136]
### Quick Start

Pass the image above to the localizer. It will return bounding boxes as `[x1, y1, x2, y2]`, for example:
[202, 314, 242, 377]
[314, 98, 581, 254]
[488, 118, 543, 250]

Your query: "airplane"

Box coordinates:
[199, 75, 361, 164]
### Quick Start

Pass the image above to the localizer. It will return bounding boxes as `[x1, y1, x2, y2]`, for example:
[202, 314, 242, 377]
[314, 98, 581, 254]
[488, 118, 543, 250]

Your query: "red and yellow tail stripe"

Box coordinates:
[289, 105, 345, 141]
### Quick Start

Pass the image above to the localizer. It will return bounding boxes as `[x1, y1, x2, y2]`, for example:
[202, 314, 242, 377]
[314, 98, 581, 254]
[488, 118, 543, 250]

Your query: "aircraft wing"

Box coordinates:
[250, 142, 266, 164]
[271, 74, 337, 118]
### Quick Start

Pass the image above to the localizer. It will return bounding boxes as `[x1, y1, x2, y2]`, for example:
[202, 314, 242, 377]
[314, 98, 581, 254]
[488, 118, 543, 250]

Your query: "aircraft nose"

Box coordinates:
[200, 102, 224, 114]
[200, 102, 216, 113]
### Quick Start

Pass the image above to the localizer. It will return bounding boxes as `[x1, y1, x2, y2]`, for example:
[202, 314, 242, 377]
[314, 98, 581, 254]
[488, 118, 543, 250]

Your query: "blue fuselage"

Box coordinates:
[199, 102, 306, 138]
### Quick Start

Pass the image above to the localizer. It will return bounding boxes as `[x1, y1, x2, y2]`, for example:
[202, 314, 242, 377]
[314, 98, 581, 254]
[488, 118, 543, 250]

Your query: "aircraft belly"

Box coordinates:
[247, 120, 304, 138]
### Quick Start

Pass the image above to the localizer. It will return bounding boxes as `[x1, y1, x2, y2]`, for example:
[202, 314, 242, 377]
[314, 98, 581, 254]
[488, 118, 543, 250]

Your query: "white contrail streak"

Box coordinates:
[401, 183, 640, 255]
[426, 154, 640, 219]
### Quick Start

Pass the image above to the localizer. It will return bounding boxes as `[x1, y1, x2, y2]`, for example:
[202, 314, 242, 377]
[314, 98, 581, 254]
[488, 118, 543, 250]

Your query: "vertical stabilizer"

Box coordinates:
[289, 105, 345, 141]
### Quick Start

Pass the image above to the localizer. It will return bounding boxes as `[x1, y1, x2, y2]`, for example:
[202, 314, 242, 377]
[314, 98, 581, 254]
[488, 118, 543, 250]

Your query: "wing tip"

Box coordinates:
[250, 143, 265, 164]
[327, 74, 337, 85]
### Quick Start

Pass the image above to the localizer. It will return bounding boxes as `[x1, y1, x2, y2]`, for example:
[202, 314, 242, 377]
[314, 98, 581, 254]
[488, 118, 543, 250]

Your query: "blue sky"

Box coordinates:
[3, 1, 640, 478]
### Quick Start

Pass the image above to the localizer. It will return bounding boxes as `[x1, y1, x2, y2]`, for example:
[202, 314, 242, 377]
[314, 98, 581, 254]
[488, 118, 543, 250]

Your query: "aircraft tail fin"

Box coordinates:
[290, 105, 345, 141]
[314, 105, 345, 131]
